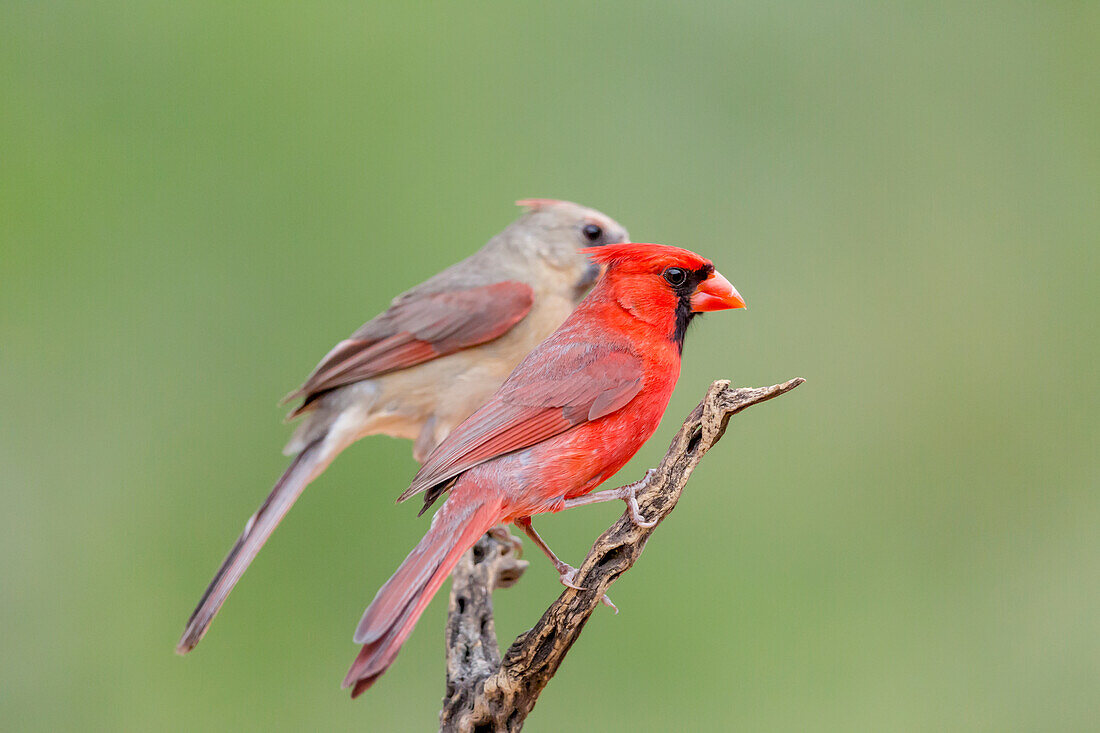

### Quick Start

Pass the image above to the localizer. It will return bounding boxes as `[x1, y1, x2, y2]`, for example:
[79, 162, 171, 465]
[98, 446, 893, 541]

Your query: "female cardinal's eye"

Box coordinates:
[582, 224, 603, 242]
[663, 267, 688, 287]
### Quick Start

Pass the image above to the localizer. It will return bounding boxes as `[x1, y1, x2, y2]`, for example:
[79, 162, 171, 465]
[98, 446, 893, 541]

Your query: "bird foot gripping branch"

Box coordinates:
[558, 468, 661, 528]
[514, 516, 618, 610]
[514, 466, 666, 613]
[558, 565, 618, 612]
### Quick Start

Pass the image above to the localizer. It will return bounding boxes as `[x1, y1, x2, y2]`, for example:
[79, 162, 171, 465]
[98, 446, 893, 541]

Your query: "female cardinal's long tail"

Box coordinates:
[343, 491, 503, 697]
[177, 436, 335, 654]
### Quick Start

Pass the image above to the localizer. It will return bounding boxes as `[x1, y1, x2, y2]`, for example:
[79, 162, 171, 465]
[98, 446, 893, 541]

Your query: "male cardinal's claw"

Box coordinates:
[622, 483, 658, 528]
[558, 564, 615, 609]
[557, 564, 586, 591]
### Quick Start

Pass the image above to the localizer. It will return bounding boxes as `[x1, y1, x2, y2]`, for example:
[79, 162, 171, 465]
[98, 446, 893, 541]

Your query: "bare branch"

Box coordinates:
[439, 530, 527, 729]
[438, 378, 804, 732]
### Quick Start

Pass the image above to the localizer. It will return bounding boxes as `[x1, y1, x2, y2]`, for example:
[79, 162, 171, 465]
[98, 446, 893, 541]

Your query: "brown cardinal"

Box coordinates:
[177, 200, 629, 654]
[344, 242, 746, 695]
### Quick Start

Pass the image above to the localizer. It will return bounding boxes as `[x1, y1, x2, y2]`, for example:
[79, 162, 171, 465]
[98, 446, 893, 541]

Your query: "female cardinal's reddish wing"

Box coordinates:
[397, 339, 644, 510]
[285, 281, 534, 414]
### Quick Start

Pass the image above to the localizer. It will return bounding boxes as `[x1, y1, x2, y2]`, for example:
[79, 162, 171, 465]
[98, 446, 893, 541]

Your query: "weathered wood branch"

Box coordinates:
[438, 378, 805, 732]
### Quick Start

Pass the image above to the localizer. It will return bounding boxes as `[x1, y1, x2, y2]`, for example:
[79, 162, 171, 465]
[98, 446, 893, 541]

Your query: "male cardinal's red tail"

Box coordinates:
[343, 493, 502, 697]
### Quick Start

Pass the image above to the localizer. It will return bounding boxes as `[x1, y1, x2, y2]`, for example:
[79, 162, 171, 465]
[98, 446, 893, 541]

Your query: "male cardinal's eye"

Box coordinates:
[582, 224, 603, 242]
[663, 267, 688, 287]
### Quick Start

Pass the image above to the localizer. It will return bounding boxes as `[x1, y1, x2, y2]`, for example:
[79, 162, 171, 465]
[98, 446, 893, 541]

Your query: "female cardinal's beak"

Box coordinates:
[691, 270, 746, 312]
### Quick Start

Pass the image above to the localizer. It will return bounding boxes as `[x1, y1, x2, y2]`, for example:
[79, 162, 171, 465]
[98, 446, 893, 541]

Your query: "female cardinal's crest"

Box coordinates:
[515, 198, 568, 211]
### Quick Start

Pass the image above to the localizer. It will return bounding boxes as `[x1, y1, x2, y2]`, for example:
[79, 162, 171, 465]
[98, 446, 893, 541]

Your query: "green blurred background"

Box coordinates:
[3, 2, 1098, 730]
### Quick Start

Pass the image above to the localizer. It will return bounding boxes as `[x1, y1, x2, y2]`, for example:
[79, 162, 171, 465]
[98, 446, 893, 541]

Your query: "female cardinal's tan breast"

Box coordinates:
[344, 267, 584, 461]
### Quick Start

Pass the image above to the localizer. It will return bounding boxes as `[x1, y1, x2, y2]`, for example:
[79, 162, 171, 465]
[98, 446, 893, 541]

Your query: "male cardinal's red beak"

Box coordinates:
[691, 270, 746, 312]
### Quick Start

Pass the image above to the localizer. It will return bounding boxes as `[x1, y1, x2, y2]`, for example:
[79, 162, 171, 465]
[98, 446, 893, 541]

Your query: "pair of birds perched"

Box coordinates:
[176, 199, 746, 696]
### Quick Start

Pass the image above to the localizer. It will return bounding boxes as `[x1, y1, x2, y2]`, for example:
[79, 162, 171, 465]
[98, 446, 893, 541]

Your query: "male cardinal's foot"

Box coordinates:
[557, 563, 617, 612]
[617, 469, 659, 528]
[558, 469, 660, 529]
[554, 561, 586, 591]
[515, 517, 617, 612]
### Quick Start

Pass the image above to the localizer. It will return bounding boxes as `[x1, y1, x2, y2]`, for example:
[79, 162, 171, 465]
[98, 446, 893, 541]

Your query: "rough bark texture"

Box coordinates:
[438, 378, 804, 732]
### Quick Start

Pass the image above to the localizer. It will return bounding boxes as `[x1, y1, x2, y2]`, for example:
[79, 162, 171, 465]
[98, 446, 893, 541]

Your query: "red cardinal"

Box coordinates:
[344, 243, 746, 696]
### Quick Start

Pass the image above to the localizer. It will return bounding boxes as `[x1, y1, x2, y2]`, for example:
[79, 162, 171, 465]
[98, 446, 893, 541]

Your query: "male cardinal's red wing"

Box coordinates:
[397, 341, 644, 509]
[285, 282, 534, 414]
